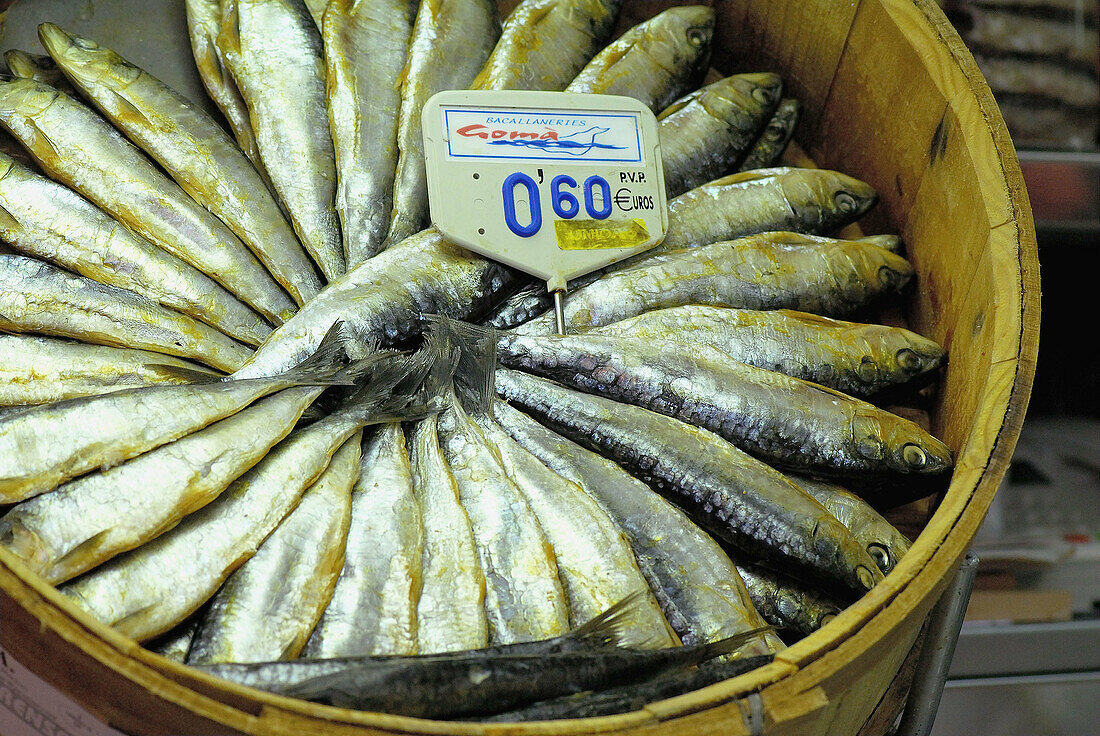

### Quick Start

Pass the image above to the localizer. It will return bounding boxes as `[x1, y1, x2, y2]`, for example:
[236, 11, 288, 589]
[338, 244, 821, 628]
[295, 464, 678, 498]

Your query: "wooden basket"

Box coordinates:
[0, 0, 1040, 734]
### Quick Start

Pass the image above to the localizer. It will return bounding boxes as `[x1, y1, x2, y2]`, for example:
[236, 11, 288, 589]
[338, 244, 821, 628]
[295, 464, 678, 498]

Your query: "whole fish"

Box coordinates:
[733, 562, 844, 638]
[484, 168, 878, 330]
[322, 0, 418, 266]
[496, 331, 954, 495]
[514, 232, 914, 335]
[471, 0, 623, 91]
[40, 23, 323, 308]
[383, 0, 500, 248]
[301, 422, 423, 658]
[738, 97, 801, 171]
[219, 0, 345, 280]
[60, 386, 396, 641]
[199, 622, 771, 719]
[476, 412, 679, 648]
[184, 0, 265, 171]
[406, 413, 489, 654]
[0, 150, 272, 347]
[186, 429, 360, 664]
[0, 335, 219, 408]
[0, 77, 297, 324]
[230, 228, 524, 380]
[0, 387, 328, 585]
[491, 399, 782, 654]
[496, 368, 884, 601]
[789, 474, 912, 575]
[0, 327, 350, 504]
[592, 305, 946, 397]
[565, 6, 715, 112]
[437, 399, 571, 645]
[0, 254, 253, 372]
[658, 73, 783, 197]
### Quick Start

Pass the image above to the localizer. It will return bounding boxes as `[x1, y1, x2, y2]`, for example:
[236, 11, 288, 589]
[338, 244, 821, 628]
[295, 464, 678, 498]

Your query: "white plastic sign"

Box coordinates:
[422, 90, 667, 292]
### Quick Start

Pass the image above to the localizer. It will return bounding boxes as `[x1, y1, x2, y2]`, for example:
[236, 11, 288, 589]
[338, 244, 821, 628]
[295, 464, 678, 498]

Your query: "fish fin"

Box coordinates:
[697, 625, 776, 663]
[42, 528, 113, 585]
[564, 590, 650, 649]
[143, 363, 226, 384]
[422, 315, 497, 414]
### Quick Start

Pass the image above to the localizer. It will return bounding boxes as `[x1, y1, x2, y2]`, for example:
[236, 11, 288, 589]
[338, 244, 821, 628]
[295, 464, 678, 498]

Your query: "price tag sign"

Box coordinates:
[422, 90, 667, 293]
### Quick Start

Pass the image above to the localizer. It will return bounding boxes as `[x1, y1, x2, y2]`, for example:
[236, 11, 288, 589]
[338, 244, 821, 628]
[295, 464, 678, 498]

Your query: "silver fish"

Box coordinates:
[322, 0, 418, 266]
[658, 73, 784, 197]
[186, 428, 360, 664]
[471, 0, 623, 91]
[40, 23, 323, 308]
[0, 387, 329, 584]
[0, 335, 219, 408]
[495, 368, 884, 601]
[220, 0, 345, 280]
[0, 150, 272, 347]
[0, 77, 297, 324]
[383, 0, 500, 248]
[301, 422, 423, 658]
[0, 254, 253, 372]
[565, 6, 715, 112]
[406, 413, 489, 654]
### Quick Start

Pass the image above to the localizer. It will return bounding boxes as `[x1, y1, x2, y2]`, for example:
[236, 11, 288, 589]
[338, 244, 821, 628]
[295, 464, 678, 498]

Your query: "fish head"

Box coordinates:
[680, 72, 783, 128]
[853, 411, 954, 479]
[37, 24, 141, 89]
[0, 77, 61, 123]
[809, 509, 885, 598]
[646, 6, 716, 82]
[4, 49, 60, 84]
[780, 168, 878, 230]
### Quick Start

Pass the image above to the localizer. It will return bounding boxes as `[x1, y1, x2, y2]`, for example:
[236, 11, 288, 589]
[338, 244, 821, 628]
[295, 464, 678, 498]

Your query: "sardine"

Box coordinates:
[0, 335, 219, 408]
[60, 395, 386, 641]
[0, 77, 297, 324]
[184, 0, 264, 171]
[0, 327, 349, 503]
[788, 474, 912, 575]
[491, 399, 782, 654]
[738, 97, 801, 171]
[0, 386, 328, 584]
[437, 399, 570, 644]
[476, 411, 679, 648]
[186, 428, 360, 664]
[658, 73, 783, 197]
[592, 305, 946, 397]
[383, 0, 500, 248]
[200, 620, 771, 719]
[406, 413, 489, 654]
[495, 368, 884, 601]
[230, 228, 524, 380]
[471, 0, 623, 91]
[497, 331, 954, 496]
[219, 0, 345, 280]
[514, 231, 914, 334]
[40, 23, 323, 308]
[301, 422, 422, 658]
[565, 6, 715, 112]
[729, 562, 844, 639]
[0, 150, 272, 347]
[322, 0, 418, 266]
[0, 254, 253, 372]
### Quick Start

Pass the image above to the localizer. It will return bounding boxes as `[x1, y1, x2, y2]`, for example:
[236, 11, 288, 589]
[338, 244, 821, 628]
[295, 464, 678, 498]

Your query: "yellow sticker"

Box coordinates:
[555, 219, 650, 250]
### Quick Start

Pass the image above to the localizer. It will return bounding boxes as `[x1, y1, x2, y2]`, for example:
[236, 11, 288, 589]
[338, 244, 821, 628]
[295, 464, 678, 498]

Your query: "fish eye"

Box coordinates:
[856, 564, 878, 590]
[834, 190, 858, 213]
[751, 86, 775, 105]
[687, 28, 708, 47]
[902, 443, 927, 469]
[867, 543, 893, 573]
[878, 265, 903, 288]
[896, 348, 922, 373]
[819, 612, 838, 628]
[73, 37, 100, 51]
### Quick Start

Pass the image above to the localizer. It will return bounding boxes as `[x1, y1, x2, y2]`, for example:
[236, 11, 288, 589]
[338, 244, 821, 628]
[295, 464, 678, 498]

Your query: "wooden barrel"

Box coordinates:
[0, 0, 1040, 733]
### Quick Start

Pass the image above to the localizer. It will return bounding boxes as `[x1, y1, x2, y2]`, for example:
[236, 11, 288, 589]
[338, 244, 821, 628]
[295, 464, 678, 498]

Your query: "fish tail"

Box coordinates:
[565, 590, 649, 648]
[697, 625, 777, 663]
[422, 314, 497, 413]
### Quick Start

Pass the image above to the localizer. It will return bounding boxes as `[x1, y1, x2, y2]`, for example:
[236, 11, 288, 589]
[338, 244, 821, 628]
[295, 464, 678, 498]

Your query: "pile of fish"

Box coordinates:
[0, 0, 953, 723]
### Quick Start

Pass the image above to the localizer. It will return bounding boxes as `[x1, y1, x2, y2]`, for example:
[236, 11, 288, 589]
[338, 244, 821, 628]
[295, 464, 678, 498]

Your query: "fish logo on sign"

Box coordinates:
[445, 109, 643, 164]
[458, 125, 627, 157]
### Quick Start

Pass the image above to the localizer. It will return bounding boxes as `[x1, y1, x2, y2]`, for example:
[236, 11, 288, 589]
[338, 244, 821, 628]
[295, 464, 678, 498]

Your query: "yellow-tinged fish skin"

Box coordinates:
[407, 413, 489, 654]
[0, 77, 297, 324]
[186, 429, 361, 664]
[39, 22, 322, 308]
[322, 0, 417, 267]
[0, 151, 272, 347]
[220, 0, 345, 280]
[0, 388, 327, 584]
[0, 254, 253, 373]
[302, 422, 423, 658]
